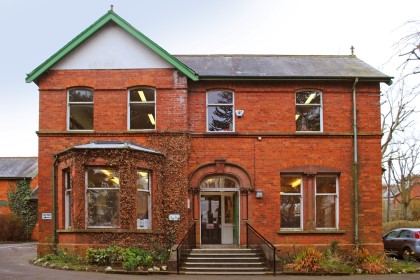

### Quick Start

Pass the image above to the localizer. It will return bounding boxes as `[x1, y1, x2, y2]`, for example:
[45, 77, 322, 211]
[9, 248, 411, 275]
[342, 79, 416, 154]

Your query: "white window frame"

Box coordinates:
[128, 87, 156, 131]
[295, 89, 323, 132]
[64, 170, 72, 229]
[136, 170, 152, 229]
[85, 168, 120, 229]
[206, 90, 235, 132]
[315, 176, 339, 230]
[67, 88, 94, 131]
[280, 176, 303, 230]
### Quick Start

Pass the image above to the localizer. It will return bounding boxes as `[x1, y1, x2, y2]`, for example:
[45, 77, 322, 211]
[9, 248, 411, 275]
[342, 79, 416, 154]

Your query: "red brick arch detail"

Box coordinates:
[189, 159, 253, 191]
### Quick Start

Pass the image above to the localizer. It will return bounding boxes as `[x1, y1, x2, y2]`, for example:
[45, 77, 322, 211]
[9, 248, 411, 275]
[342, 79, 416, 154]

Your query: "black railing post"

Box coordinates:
[245, 222, 277, 276]
[175, 222, 196, 274]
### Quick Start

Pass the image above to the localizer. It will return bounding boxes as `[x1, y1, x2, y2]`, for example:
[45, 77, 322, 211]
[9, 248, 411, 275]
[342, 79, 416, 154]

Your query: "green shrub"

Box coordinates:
[85, 246, 164, 270]
[0, 213, 27, 241]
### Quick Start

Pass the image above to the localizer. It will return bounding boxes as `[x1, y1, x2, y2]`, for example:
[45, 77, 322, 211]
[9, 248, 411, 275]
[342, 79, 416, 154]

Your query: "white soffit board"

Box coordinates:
[52, 23, 173, 70]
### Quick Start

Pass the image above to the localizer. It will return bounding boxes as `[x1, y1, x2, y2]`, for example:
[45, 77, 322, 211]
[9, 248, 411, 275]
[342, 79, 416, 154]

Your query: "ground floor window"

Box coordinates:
[136, 170, 151, 229]
[280, 174, 339, 231]
[86, 168, 120, 228]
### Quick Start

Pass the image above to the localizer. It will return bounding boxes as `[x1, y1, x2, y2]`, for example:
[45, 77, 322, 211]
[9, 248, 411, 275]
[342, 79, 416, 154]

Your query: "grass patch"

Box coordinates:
[383, 220, 420, 234]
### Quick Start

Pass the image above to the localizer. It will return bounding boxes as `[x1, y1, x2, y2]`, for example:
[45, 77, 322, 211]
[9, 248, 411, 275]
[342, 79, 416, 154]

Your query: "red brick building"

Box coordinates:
[0, 157, 38, 215]
[26, 10, 391, 256]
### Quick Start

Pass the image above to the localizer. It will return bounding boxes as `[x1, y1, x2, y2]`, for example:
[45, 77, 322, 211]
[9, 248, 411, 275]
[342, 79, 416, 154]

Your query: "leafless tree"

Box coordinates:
[382, 19, 420, 221]
[395, 19, 420, 81]
[387, 141, 420, 220]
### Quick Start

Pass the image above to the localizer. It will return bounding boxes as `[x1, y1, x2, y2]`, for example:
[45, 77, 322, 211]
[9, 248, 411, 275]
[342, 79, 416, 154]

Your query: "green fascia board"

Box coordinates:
[26, 10, 198, 83]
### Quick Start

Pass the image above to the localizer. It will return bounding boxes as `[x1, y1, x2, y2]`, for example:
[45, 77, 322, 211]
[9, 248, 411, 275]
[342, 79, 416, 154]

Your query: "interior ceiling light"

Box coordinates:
[295, 114, 300, 120]
[291, 178, 302, 188]
[305, 93, 317, 104]
[138, 90, 147, 102]
[148, 114, 155, 125]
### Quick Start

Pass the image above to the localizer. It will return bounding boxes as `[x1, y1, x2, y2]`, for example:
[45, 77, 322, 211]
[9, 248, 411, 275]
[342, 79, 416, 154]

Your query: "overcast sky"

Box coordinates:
[0, 0, 418, 157]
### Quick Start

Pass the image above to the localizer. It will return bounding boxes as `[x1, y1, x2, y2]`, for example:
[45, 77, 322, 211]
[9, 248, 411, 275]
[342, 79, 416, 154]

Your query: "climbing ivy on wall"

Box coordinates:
[56, 133, 193, 249]
[8, 179, 38, 239]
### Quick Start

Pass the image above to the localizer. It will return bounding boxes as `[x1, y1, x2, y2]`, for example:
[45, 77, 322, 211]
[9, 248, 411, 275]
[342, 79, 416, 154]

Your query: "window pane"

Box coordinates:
[207, 91, 233, 104]
[200, 177, 236, 189]
[130, 88, 155, 102]
[316, 177, 336, 193]
[296, 91, 321, 105]
[69, 89, 93, 102]
[207, 105, 233, 131]
[136, 191, 149, 228]
[69, 104, 93, 130]
[281, 195, 301, 228]
[295, 105, 320, 131]
[87, 189, 119, 227]
[316, 195, 336, 228]
[280, 176, 301, 193]
[87, 168, 120, 189]
[130, 103, 155, 129]
[136, 171, 149, 190]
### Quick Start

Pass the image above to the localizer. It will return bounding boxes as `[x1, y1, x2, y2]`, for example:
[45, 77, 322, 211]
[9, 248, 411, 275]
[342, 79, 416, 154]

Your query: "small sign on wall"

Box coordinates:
[169, 214, 180, 221]
[42, 213, 52, 220]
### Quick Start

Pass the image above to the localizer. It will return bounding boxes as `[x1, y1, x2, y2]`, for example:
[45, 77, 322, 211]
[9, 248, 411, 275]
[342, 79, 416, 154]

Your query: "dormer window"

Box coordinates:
[129, 88, 156, 130]
[68, 88, 93, 130]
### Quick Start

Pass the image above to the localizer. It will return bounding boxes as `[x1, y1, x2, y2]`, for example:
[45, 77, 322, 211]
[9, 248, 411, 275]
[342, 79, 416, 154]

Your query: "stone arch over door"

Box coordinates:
[189, 159, 253, 222]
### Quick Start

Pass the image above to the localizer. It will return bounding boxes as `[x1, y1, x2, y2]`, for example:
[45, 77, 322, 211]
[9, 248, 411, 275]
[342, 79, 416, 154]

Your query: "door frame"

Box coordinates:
[200, 190, 240, 245]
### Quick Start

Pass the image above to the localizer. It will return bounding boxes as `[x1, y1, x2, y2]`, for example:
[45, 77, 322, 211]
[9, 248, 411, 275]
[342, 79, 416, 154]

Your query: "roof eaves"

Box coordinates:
[26, 11, 198, 84]
[197, 75, 393, 84]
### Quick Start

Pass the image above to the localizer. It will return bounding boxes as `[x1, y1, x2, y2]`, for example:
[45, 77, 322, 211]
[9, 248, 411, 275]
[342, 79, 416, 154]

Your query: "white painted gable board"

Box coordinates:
[52, 23, 173, 70]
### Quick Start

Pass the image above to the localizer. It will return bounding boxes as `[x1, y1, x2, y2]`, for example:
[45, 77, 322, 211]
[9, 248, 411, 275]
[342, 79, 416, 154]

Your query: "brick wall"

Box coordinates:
[36, 68, 384, 254]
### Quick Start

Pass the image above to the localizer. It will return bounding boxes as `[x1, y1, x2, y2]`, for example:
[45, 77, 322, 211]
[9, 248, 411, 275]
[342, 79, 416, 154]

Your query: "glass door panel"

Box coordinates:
[201, 195, 221, 244]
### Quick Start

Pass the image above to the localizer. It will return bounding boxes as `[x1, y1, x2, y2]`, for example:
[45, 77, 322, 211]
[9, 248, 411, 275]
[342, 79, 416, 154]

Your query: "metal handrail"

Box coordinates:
[175, 222, 196, 274]
[246, 222, 278, 275]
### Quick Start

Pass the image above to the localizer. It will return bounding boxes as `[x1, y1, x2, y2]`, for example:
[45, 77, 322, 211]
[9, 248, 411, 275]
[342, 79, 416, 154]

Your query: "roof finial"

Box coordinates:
[110, 4, 114, 12]
[350, 45, 355, 56]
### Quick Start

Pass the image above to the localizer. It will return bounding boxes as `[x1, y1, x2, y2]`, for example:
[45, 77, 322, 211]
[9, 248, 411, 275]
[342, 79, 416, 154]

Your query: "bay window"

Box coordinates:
[136, 170, 151, 229]
[86, 168, 120, 228]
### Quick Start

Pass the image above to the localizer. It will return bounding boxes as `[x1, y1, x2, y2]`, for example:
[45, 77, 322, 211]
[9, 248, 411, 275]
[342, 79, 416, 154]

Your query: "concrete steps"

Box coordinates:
[181, 248, 272, 275]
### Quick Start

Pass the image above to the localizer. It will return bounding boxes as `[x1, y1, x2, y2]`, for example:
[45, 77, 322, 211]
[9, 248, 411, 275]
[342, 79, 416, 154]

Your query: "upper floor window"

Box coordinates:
[129, 88, 156, 130]
[207, 90, 234, 132]
[86, 168, 120, 228]
[295, 90, 322, 132]
[68, 88, 94, 130]
[136, 170, 151, 229]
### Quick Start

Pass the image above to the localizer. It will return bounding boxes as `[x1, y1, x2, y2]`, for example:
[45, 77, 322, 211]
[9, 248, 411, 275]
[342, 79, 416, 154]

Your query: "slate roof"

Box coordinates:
[56, 141, 164, 156]
[26, 10, 392, 86]
[0, 157, 38, 179]
[175, 55, 392, 84]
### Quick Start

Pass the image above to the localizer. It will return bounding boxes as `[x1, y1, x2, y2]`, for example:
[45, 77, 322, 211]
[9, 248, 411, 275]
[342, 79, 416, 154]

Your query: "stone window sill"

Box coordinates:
[57, 228, 153, 234]
[277, 230, 346, 235]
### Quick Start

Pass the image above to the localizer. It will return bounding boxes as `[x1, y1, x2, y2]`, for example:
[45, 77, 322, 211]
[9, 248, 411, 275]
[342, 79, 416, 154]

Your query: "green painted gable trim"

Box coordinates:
[26, 10, 198, 83]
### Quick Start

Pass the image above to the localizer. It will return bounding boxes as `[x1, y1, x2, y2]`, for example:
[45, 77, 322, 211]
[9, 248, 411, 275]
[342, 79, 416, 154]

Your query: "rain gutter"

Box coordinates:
[52, 155, 58, 251]
[352, 78, 359, 250]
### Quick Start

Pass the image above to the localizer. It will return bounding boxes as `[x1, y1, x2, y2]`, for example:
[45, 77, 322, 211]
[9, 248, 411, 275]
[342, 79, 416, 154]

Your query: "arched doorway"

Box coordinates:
[189, 159, 253, 246]
[200, 176, 239, 244]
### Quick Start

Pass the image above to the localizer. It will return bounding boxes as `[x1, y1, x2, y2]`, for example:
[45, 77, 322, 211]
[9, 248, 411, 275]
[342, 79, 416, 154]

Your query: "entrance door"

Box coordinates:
[201, 195, 221, 244]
